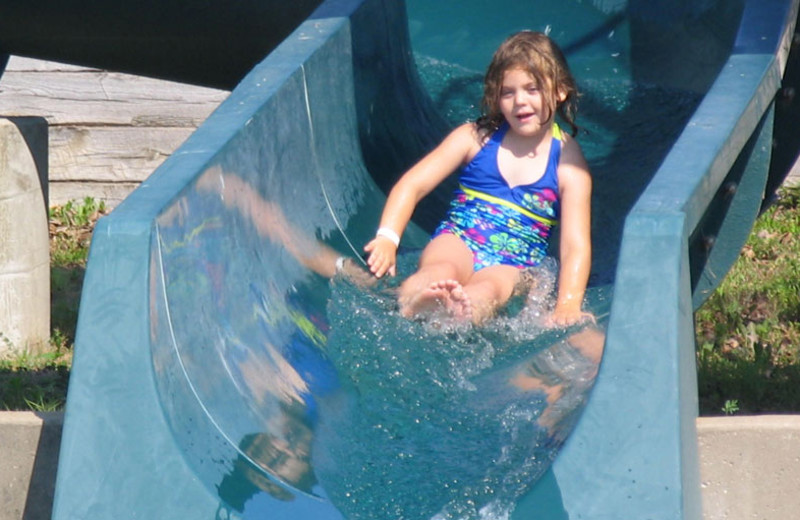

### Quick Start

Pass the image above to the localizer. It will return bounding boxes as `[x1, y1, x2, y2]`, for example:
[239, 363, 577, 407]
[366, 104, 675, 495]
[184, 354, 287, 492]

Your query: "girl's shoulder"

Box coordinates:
[447, 122, 484, 157]
[557, 131, 588, 168]
[556, 131, 591, 189]
[450, 121, 482, 140]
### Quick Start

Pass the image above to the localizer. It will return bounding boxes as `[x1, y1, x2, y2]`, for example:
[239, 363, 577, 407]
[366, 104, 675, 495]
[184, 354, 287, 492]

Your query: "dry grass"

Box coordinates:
[696, 186, 800, 415]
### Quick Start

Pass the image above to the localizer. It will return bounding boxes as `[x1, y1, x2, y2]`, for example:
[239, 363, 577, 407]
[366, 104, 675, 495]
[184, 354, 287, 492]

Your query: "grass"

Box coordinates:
[0, 198, 106, 411]
[0, 345, 71, 412]
[696, 185, 800, 415]
[1, 189, 799, 414]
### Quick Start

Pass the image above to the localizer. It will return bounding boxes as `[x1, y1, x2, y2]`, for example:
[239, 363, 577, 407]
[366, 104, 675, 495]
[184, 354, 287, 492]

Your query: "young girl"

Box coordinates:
[364, 31, 593, 327]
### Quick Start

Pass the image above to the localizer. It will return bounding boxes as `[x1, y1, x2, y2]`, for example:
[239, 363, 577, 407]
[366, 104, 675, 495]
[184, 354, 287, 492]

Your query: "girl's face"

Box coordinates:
[498, 67, 551, 136]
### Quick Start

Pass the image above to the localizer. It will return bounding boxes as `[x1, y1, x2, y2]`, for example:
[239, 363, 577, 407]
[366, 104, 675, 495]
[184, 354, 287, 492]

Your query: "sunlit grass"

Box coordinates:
[0, 337, 72, 411]
[696, 186, 800, 415]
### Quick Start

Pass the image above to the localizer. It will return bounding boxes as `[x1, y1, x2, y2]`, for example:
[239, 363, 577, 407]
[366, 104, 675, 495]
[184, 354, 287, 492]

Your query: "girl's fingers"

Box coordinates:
[546, 310, 595, 328]
[367, 252, 387, 277]
[373, 256, 395, 278]
[364, 239, 397, 278]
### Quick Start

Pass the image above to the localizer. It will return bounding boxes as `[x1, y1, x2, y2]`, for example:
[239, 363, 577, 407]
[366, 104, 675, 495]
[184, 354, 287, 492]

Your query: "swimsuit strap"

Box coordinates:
[552, 122, 563, 141]
[487, 122, 509, 148]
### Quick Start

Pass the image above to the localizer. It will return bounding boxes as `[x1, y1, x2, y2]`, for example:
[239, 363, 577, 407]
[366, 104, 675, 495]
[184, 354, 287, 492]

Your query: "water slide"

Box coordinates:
[1, 0, 796, 518]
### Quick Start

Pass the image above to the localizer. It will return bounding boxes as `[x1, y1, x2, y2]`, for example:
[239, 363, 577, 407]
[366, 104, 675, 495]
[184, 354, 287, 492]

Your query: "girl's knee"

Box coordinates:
[469, 267, 519, 298]
[401, 263, 459, 293]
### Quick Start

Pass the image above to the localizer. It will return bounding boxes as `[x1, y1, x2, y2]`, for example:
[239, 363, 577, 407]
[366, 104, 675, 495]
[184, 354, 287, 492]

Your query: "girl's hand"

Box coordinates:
[545, 307, 595, 329]
[364, 237, 397, 278]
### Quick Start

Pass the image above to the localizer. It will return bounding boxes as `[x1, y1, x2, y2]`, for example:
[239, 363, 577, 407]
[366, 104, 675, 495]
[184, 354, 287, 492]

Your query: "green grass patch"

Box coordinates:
[0, 343, 71, 411]
[696, 186, 800, 415]
[49, 197, 105, 267]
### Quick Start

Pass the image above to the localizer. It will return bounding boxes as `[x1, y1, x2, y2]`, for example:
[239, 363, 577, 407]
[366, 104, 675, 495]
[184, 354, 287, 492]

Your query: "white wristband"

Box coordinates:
[376, 227, 400, 247]
[335, 256, 347, 273]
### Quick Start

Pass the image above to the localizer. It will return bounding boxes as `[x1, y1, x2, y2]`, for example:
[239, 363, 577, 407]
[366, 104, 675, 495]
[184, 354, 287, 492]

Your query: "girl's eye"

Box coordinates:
[528, 86, 539, 93]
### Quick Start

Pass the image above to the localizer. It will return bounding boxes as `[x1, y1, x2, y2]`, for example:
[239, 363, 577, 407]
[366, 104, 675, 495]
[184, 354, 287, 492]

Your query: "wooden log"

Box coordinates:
[0, 70, 228, 127]
[0, 56, 229, 207]
[48, 126, 199, 182]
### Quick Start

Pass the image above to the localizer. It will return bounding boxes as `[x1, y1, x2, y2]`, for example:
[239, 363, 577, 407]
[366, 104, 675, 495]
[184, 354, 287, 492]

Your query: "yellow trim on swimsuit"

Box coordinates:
[552, 123, 563, 141]
[458, 185, 558, 226]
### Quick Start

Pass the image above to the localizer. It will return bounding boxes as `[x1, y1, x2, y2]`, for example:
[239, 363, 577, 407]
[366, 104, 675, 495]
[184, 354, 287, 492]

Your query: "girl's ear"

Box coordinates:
[557, 89, 568, 102]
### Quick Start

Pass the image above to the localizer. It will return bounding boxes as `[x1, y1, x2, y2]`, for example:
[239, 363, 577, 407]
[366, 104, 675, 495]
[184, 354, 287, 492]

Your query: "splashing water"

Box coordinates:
[312, 254, 609, 520]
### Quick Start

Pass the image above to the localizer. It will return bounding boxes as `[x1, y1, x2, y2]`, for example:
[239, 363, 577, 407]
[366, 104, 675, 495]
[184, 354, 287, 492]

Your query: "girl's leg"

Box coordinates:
[398, 234, 474, 318]
[399, 234, 521, 324]
[461, 264, 521, 323]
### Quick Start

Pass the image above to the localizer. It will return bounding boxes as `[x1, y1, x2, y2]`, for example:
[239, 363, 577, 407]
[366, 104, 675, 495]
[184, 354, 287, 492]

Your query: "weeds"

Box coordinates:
[696, 186, 800, 415]
[0, 345, 71, 411]
[0, 198, 105, 411]
[49, 197, 106, 266]
[721, 399, 740, 415]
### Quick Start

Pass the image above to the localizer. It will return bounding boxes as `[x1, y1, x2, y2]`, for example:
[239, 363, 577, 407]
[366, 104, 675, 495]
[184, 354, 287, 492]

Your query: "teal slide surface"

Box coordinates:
[26, 0, 796, 518]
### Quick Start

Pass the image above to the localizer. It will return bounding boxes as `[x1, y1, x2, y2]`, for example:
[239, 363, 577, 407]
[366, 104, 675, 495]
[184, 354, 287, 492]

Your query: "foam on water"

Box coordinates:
[311, 254, 609, 520]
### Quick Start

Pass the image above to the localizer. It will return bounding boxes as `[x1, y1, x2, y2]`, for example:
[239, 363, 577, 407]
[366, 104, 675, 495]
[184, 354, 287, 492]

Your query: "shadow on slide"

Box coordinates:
[29, 0, 797, 519]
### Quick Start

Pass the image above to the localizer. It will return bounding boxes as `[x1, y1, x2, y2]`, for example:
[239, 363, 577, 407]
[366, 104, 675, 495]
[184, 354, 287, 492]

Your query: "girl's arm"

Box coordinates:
[365, 123, 478, 277]
[550, 139, 593, 327]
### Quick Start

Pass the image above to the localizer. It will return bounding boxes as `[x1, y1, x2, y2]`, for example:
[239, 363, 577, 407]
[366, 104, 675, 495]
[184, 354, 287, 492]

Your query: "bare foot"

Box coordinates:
[400, 279, 473, 322]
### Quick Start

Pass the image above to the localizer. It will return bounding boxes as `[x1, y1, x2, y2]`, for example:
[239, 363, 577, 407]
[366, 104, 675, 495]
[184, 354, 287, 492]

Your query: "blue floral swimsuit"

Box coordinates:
[433, 122, 562, 271]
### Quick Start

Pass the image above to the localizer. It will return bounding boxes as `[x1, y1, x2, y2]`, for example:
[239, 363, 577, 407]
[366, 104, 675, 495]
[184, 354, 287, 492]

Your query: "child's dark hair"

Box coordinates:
[477, 31, 579, 136]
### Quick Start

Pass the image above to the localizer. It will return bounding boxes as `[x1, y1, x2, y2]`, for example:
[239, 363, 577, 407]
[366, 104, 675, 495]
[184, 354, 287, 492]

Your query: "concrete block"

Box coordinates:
[0, 412, 62, 520]
[0, 117, 49, 355]
[698, 415, 800, 520]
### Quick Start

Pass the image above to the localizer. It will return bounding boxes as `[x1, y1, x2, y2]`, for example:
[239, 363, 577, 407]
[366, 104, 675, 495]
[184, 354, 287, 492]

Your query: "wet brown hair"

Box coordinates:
[477, 31, 579, 136]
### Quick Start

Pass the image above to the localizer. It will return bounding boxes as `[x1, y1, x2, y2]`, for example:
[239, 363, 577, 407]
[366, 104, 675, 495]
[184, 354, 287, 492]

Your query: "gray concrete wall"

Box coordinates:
[1, 411, 798, 520]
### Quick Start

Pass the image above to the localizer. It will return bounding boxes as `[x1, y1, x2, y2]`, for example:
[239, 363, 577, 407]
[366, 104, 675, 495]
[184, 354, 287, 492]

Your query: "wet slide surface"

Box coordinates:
[46, 0, 797, 519]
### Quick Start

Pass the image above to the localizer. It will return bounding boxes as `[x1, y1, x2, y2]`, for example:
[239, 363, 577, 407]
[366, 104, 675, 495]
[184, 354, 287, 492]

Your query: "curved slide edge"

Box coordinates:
[51, 0, 439, 518]
[535, 1, 798, 519]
